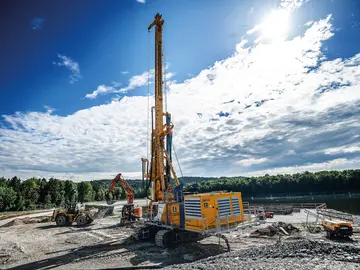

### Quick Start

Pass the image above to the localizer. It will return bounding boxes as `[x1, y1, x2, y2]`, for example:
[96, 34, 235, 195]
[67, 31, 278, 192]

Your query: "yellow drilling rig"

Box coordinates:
[133, 13, 245, 248]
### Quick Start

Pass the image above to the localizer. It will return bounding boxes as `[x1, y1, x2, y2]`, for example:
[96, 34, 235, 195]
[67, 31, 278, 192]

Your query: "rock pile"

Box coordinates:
[166, 239, 360, 269]
[250, 222, 299, 236]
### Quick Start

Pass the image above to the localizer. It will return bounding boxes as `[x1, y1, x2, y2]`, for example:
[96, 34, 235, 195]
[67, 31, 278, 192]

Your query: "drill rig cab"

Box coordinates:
[135, 13, 245, 248]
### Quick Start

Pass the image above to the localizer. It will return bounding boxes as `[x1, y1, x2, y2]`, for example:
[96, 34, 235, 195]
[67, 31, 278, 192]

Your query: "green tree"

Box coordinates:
[78, 182, 94, 202]
[0, 186, 17, 211]
[95, 188, 105, 201]
[7, 176, 21, 192]
[38, 178, 48, 204]
[23, 178, 40, 204]
[44, 194, 52, 206]
[64, 180, 78, 206]
[0, 177, 7, 187]
[48, 178, 65, 206]
[113, 187, 121, 200]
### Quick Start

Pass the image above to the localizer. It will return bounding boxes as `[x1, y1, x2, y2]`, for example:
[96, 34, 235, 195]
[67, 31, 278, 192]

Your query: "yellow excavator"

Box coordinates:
[130, 13, 245, 248]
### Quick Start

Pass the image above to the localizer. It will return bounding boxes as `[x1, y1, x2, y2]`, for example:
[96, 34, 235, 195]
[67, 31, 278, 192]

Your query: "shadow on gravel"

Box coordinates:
[129, 242, 226, 267]
[52, 225, 122, 236]
[7, 236, 228, 270]
[53, 224, 120, 236]
[36, 224, 58, 230]
[37, 223, 95, 231]
[7, 237, 165, 270]
[328, 237, 358, 244]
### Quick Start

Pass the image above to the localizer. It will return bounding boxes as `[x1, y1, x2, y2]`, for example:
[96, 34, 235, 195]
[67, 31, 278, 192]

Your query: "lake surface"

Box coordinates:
[244, 193, 360, 215]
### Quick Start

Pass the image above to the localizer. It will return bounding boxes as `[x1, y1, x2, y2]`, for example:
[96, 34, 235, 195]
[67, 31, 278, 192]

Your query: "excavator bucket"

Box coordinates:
[105, 189, 117, 205]
[106, 199, 117, 205]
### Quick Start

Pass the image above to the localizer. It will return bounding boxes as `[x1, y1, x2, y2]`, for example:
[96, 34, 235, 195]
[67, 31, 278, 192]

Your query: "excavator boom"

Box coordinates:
[106, 173, 134, 205]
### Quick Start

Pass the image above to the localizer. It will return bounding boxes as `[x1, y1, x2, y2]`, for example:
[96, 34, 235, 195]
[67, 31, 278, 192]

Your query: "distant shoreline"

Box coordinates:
[243, 192, 360, 201]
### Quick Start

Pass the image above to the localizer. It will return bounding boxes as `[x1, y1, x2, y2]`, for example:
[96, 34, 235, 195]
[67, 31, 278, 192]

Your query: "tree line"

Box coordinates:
[0, 177, 146, 212]
[183, 170, 360, 197]
[1, 169, 359, 212]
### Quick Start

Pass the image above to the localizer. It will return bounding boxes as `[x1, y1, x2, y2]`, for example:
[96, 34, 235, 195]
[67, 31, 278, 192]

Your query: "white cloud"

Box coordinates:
[136, 0, 145, 3]
[85, 85, 116, 99]
[121, 71, 129, 75]
[324, 145, 360, 155]
[280, 0, 309, 11]
[247, 25, 261, 35]
[44, 105, 55, 114]
[246, 10, 292, 42]
[121, 70, 153, 92]
[236, 158, 267, 167]
[85, 69, 156, 99]
[304, 20, 314, 26]
[2, 5, 360, 180]
[53, 54, 81, 83]
[111, 81, 122, 87]
[164, 72, 175, 80]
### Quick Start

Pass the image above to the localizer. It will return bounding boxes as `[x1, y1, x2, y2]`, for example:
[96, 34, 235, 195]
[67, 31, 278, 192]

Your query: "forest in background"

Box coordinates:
[0, 169, 360, 212]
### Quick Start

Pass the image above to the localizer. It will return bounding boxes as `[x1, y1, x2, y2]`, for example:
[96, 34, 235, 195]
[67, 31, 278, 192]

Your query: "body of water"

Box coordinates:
[244, 193, 360, 215]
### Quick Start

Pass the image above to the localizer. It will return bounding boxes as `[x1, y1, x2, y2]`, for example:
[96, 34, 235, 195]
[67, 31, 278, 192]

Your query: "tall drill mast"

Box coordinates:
[148, 13, 165, 202]
[148, 13, 178, 206]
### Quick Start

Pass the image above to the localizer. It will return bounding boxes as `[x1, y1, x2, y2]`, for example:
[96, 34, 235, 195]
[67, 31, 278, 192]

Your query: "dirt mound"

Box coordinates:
[22, 216, 51, 224]
[1, 219, 24, 227]
[1, 216, 51, 227]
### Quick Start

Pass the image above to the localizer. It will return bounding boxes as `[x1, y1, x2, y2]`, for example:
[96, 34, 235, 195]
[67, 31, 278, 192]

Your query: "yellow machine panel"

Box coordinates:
[322, 219, 353, 238]
[184, 192, 244, 233]
[160, 202, 181, 227]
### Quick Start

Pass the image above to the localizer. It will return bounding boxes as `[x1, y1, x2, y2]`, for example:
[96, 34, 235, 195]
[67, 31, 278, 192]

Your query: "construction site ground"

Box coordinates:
[1, 207, 360, 270]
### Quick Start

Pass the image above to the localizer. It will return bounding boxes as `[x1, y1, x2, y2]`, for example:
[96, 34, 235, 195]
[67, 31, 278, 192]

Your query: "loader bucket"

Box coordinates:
[87, 208, 100, 220]
[89, 207, 111, 220]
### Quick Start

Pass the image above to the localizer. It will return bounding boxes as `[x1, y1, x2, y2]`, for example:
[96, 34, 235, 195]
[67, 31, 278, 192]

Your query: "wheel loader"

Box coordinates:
[52, 204, 95, 226]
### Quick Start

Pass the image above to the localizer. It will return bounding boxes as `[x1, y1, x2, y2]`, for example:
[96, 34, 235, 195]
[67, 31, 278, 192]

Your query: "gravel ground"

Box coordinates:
[166, 239, 360, 270]
[1, 208, 359, 269]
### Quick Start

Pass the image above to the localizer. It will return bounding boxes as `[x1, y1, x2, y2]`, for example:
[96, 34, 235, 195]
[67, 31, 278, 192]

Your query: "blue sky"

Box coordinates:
[1, 0, 360, 181]
[1, 0, 256, 115]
